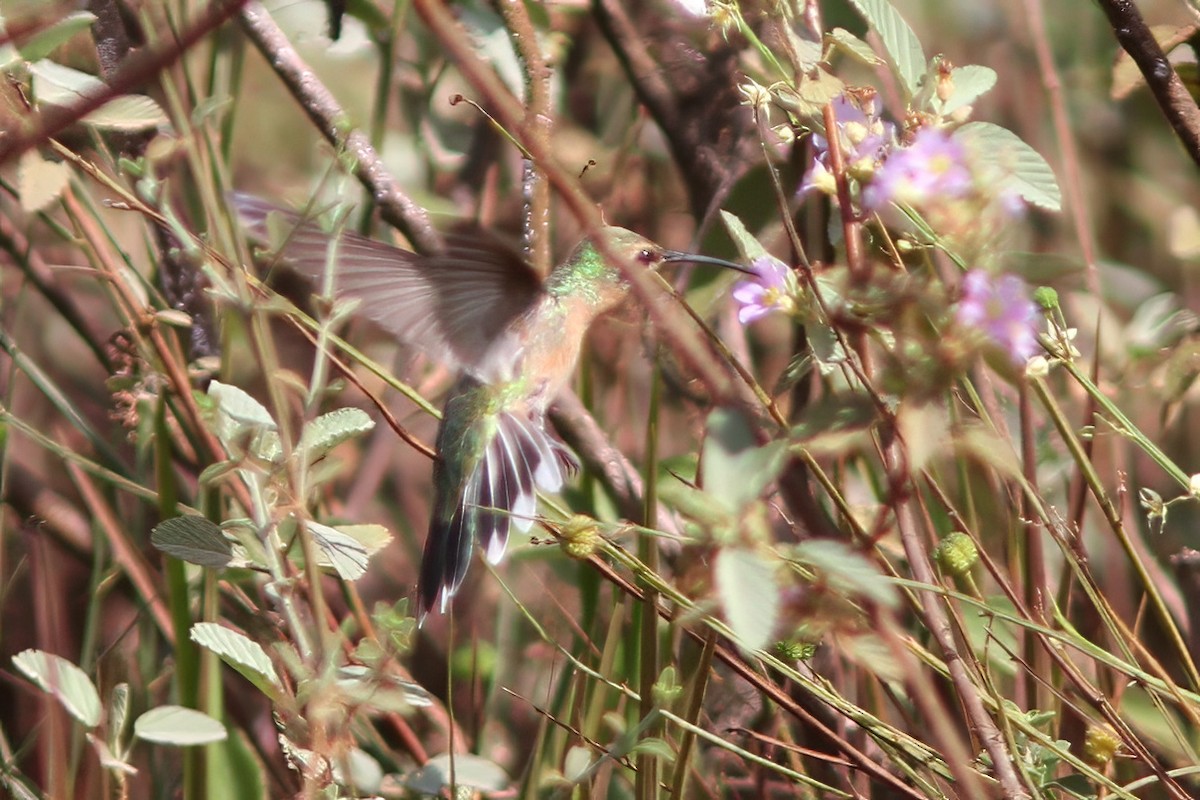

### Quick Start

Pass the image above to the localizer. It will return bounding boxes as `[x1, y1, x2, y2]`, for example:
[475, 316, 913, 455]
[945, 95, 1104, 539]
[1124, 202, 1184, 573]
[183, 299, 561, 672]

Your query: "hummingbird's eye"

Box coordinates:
[636, 248, 660, 266]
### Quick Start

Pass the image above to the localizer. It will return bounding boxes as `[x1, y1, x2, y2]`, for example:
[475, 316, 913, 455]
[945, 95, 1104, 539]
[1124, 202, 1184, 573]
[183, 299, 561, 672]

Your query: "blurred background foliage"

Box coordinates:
[3, 0, 1200, 798]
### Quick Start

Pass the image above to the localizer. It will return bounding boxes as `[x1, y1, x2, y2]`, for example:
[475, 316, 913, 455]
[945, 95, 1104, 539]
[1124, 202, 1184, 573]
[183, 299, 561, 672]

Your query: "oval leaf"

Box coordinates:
[702, 409, 786, 513]
[16, 11, 97, 61]
[189, 623, 280, 688]
[715, 548, 779, 652]
[846, 0, 926, 99]
[12, 649, 102, 727]
[939, 65, 997, 115]
[305, 520, 370, 580]
[954, 122, 1062, 212]
[83, 94, 168, 132]
[794, 539, 899, 608]
[151, 516, 233, 568]
[407, 753, 510, 794]
[208, 380, 275, 428]
[134, 706, 227, 745]
[298, 407, 375, 460]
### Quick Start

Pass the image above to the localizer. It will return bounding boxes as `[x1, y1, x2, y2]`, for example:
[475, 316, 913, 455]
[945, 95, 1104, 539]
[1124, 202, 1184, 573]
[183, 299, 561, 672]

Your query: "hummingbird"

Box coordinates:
[231, 193, 753, 620]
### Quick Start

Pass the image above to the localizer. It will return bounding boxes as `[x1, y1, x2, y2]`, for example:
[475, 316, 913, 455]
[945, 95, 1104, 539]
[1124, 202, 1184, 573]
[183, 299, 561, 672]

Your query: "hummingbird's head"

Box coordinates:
[551, 226, 753, 312]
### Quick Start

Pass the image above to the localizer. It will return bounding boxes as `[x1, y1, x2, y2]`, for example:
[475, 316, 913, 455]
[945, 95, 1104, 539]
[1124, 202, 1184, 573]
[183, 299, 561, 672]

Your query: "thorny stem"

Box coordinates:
[496, 0, 552, 275]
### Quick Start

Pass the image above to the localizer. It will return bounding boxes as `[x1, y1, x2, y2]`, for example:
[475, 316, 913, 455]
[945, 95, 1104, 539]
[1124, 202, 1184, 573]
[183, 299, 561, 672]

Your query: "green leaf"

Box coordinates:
[793, 539, 899, 609]
[298, 407, 374, 460]
[715, 548, 780, 651]
[953, 122, 1062, 212]
[629, 737, 676, 762]
[407, 753, 510, 794]
[12, 649, 102, 727]
[151, 516, 233, 568]
[335, 665, 431, 711]
[207, 380, 275, 429]
[15, 11, 96, 61]
[720, 210, 769, 262]
[701, 408, 786, 513]
[846, 0, 926, 99]
[305, 520, 370, 580]
[939, 65, 997, 115]
[189, 623, 280, 689]
[133, 706, 227, 745]
[827, 27, 884, 66]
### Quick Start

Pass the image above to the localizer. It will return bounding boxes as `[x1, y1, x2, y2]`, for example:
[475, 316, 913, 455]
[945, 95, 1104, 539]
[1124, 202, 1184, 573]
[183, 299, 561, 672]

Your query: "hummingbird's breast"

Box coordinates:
[500, 294, 597, 411]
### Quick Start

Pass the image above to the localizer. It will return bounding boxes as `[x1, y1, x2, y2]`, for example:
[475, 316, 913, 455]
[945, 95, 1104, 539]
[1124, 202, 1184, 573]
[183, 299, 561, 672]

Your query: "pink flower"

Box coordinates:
[863, 127, 973, 211]
[732, 255, 795, 324]
[956, 271, 1040, 364]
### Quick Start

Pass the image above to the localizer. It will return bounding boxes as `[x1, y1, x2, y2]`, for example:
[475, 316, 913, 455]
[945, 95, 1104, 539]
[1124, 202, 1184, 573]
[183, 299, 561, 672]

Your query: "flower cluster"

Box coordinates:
[802, 95, 895, 196]
[955, 270, 1040, 365]
[862, 128, 973, 212]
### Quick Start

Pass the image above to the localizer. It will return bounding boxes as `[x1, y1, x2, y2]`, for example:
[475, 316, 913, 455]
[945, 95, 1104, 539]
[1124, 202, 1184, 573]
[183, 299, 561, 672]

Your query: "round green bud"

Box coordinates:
[935, 532, 978, 577]
[561, 514, 601, 560]
[1083, 724, 1121, 766]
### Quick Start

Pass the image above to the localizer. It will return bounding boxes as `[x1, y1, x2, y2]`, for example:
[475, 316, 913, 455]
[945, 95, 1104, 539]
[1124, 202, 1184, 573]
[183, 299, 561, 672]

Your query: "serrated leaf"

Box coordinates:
[12, 650, 102, 727]
[715, 548, 779, 651]
[17, 150, 70, 212]
[846, 0, 926, 99]
[407, 753, 510, 794]
[190, 623, 280, 688]
[953, 122, 1062, 211]
[28, 60, 168, 132]
[82, 94, 168, 131]
[305, 520, 370, 580]
[298, 407, 374, 460]
[794, 539, 899, 608]
[701, 408, 786, 513]
[134, 706, 226, 745]
[151, 516, 233, 568]
[16, 11, 97, 61]
[939, 65, 997, 115]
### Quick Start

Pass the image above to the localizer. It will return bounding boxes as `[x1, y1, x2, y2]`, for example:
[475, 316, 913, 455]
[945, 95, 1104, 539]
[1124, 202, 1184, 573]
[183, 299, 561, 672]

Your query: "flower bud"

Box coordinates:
[935, 532, 978, 577]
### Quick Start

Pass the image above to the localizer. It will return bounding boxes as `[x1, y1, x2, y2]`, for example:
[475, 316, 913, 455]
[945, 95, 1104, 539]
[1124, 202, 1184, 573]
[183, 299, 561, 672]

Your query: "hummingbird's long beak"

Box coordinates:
[661, 251, 756, 275]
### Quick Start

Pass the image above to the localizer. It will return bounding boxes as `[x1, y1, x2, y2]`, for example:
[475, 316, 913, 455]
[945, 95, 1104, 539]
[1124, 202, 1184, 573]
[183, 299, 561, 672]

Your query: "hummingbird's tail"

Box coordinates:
[418, 399, 578, 621]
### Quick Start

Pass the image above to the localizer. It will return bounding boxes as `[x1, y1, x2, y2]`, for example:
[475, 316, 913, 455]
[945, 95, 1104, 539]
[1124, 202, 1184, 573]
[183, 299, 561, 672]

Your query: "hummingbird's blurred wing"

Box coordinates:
[232, 193, 545, 382]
